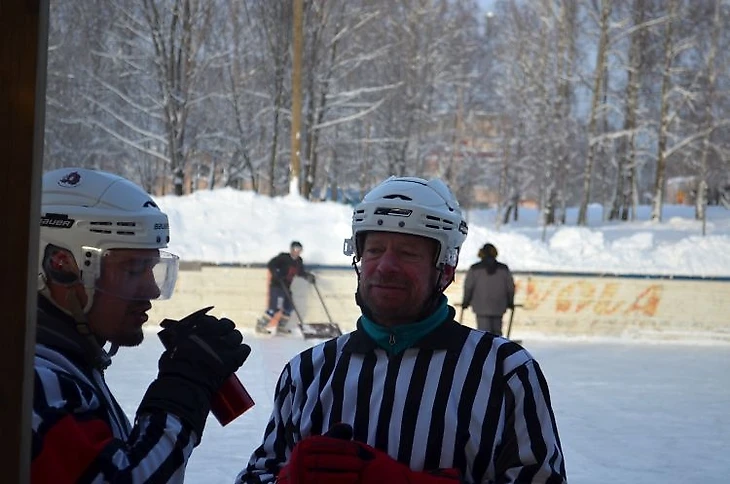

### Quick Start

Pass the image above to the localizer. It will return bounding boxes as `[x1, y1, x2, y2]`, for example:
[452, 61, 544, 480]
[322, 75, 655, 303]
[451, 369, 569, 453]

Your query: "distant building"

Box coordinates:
[665, 176, 695, 205]
[421, 111, 503, 208]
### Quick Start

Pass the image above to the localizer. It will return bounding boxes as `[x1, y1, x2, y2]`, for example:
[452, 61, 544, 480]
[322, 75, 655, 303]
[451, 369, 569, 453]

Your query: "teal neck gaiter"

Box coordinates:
[360, 295, 449, 355]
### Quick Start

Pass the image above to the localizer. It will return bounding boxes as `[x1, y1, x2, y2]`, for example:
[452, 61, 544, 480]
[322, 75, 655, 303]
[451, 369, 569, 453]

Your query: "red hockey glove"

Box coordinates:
[277, 424, 462, 484]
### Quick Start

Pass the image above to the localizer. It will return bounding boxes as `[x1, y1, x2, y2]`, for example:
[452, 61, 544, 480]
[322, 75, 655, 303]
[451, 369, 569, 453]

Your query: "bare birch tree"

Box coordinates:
[649, 0, 678, 222]
[609, 0, 650, 221]
[577, 0, 611, 226]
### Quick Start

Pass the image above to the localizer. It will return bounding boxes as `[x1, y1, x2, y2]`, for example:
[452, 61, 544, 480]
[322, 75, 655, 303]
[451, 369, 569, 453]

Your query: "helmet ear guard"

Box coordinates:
[41, 244, 81, 285]
[343, 236, 357, 258]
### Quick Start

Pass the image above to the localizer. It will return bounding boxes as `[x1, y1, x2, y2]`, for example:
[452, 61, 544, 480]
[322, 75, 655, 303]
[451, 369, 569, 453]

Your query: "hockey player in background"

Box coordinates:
[256, 241, 316, 334]
[238, 176, 566, 483]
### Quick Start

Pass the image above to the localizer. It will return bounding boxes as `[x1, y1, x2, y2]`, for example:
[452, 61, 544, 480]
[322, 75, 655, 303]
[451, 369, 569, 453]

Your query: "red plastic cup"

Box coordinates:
[210, 373, 255, 426]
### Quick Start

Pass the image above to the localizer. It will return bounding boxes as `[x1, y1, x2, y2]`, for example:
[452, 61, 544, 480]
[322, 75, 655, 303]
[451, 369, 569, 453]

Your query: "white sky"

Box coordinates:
[478, 0, 496, 13]
[101, 188, 730, 483]
[156, 188, 730, 277]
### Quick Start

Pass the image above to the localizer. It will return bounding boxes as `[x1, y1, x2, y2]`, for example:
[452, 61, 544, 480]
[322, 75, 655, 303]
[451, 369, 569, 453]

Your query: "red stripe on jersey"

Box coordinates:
[32, 414, 114, 483]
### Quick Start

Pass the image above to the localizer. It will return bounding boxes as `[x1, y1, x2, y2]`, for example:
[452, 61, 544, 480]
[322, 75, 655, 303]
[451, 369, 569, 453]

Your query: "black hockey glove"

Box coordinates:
[304, 272, 316, 284]
[138, 307, 250, 442]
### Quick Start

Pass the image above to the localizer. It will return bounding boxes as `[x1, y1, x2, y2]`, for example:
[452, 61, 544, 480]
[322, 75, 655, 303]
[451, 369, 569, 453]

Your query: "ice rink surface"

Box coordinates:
[107, 328, 730, 483]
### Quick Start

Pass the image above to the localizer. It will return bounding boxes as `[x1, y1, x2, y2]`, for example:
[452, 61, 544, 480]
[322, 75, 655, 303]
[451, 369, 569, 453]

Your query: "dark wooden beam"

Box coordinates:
[0, 0, 49, 482]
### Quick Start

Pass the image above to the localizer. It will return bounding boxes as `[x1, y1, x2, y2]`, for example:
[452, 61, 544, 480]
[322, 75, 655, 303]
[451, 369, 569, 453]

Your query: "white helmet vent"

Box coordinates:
[382, 194, 412, 201]
[373, 207, 412, 217]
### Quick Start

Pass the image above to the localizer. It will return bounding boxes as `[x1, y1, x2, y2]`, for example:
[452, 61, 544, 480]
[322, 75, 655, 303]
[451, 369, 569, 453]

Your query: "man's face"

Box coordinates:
[86, 249, 162, 347]
[358, 232, 443, 326]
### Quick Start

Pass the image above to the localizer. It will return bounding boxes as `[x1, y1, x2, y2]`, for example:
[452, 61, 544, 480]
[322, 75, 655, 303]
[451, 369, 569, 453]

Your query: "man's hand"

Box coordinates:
[277, 423, 462, 483]
[139, 308, 250, 441]
[157, 313, 249, 392]
[304, 273, 316, 284]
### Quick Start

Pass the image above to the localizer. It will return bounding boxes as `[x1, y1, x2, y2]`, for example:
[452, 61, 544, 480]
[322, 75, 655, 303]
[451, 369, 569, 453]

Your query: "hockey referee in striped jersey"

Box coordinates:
[238, 176, 567, 484]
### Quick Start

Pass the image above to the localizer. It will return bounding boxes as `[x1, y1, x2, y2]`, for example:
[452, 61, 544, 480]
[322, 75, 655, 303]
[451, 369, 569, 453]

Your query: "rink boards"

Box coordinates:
[146, 264, 730, 343]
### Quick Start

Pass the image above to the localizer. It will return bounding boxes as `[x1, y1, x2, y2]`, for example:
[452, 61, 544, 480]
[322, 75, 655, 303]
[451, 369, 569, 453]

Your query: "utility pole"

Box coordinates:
[290, 0, 303, 196]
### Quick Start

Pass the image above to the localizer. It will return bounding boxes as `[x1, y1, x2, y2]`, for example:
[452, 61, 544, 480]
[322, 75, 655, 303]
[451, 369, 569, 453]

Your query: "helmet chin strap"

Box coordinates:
[106, 343, 120, 358]
[75, 251, 119, 362]
[65, 289, 113, 370]
[39, 273, 113, 371]
[424, 266, 449, 316]
[351, 258, 373, 320]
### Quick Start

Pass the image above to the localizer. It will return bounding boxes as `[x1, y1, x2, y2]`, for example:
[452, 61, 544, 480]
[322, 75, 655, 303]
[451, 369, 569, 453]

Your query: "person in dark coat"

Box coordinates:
[256, 241, 316, 334]
[462, 242, 515, 335]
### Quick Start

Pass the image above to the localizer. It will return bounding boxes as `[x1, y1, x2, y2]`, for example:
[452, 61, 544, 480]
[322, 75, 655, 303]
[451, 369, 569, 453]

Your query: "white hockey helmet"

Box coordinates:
[343, 176, 468, 268]
[39, 168, 178, 309]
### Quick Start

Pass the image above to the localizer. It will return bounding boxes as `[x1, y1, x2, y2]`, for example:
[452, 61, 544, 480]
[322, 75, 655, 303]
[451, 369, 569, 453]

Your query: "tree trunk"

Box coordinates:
[695, 0, 720, 235]
[621, 0, 647, 222]
[268, 84, 283, 196]
[578, 0, 611, 225]
[651, 0, 677, 222]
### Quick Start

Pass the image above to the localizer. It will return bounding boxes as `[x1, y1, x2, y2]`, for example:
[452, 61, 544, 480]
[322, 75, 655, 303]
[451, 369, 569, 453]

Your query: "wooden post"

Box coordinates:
[0, 0, 49, 481]
[290, 0, 303, 195]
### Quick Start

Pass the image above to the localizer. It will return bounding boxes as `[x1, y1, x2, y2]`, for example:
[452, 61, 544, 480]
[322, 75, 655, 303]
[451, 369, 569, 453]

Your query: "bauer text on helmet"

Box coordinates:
[39, 168, 179, 309]
[343, 176, 468, 267]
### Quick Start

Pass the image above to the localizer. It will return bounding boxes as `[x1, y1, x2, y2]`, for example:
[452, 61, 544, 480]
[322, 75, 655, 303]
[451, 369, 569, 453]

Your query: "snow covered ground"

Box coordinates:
[107, 327, 730, 484]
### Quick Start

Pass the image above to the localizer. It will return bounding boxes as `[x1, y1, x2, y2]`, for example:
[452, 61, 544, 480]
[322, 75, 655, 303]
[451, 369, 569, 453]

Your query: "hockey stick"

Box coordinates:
[505, 304, 524, 343]
[274, 278, 305, 332]
[277, 278, 340, 339]
[310, 281, 342, 337]
[453, 302, 464, 323]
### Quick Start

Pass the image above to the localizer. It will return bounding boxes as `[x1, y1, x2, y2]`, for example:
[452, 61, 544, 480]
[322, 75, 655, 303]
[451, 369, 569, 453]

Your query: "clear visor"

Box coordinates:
[94, 249, 179, 301]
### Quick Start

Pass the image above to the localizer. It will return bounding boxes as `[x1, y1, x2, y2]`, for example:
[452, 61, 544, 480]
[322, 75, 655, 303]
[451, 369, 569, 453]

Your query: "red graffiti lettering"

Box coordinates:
[517, 278, 554, 310]
[594, 283, 623, 315]
[555, 281, 596, 313]
[624, 284, 663, 316]
[515, 278, 663, 317]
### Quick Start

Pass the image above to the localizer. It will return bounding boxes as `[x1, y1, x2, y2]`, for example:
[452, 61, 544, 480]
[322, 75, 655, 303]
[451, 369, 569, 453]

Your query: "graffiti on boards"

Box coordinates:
[515, 278, 662, 316]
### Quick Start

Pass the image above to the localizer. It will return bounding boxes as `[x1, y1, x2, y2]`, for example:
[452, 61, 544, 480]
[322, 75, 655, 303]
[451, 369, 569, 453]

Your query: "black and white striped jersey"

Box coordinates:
[238, 308, 567, 484]
[32, 300, 196, 483]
